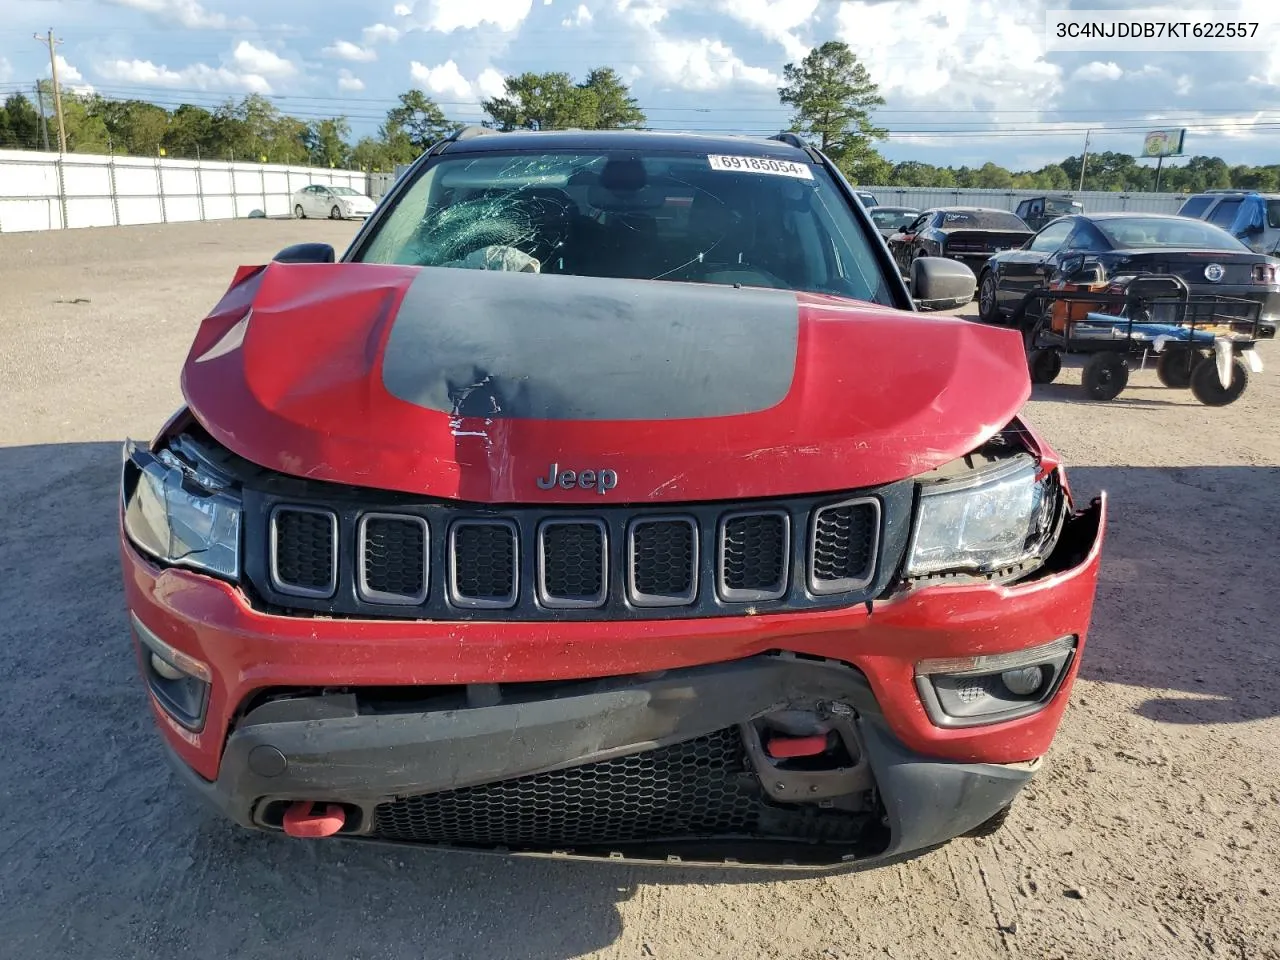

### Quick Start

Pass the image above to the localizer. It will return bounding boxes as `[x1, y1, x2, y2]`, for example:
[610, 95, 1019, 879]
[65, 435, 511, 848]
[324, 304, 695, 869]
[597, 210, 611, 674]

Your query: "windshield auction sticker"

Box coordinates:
[707, 155, 814, 179]
[1045, 9, 1277, 50]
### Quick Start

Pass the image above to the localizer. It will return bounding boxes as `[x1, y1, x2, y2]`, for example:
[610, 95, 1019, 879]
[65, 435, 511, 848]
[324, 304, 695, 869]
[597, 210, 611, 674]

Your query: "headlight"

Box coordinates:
[905, 457, 1060, 579]
[121, 439, 241, 580]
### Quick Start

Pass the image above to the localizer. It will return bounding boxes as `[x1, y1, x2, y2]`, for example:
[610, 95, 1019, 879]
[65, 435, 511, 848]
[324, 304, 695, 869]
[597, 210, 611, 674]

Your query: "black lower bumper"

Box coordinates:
[162, 655, 1038, 869]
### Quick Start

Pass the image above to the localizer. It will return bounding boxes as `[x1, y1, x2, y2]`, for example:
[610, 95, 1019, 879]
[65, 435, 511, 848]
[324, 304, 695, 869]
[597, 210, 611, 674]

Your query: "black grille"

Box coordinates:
[271, 507, 336, 596]
[451, 521, 517, 606]
[720, 512, 788, 600]
[540, 521, 606, 606]
[371, 728, 868, 850]
[630, 519, 696, 604]
[360, 515, 427, 602]
[810, 501, 878, 592]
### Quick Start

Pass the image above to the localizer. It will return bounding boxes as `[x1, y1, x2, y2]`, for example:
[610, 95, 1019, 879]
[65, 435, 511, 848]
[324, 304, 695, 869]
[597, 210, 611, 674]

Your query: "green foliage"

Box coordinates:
[481, 67, 645, 131]
[779, 40, 886, 176]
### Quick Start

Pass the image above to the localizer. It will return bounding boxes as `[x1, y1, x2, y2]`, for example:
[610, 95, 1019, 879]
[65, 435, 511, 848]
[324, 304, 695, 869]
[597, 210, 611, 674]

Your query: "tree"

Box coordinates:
[163, 104, 216, 158]
[778, 41, 887, 176]
[1, 93, 42, 149]
[577, 68, 645, 129]
[385, 90, 451, 152]
[305, 117, 352, 168]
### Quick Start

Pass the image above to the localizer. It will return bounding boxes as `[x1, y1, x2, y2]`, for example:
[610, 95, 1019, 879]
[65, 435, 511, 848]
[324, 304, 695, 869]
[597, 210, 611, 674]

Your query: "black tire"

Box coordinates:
[330, 205, 343, 220]
[1029, 348, 1062, 384]
[1082, 352, 1129, 401]
[977, 270, 1000, 324]
[964, 802, 1013, 838]
[1156, 346, 1195, 389]
[1190, 355, 1249, 406]
[294, 204, 305, 219]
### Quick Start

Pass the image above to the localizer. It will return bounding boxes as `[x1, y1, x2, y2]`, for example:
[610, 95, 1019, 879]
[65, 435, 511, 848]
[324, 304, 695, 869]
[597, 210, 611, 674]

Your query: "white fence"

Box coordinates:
[0, 149, 378, 234]
[860, 185, 1189, 215]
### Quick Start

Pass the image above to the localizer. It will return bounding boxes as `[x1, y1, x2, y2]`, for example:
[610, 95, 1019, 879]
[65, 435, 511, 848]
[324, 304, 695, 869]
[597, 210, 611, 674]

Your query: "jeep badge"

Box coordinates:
[536, 463, 618, 494]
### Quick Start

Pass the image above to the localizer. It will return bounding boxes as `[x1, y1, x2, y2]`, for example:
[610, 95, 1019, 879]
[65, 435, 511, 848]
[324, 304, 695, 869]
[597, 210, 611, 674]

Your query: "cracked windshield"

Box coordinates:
[357, 151, 894, 304]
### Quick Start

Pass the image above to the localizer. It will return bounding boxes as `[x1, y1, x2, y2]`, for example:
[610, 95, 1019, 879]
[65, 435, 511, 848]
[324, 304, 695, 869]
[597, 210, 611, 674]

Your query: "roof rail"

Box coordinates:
[424, 124, 500, 158]
[768, 130, 824, 164]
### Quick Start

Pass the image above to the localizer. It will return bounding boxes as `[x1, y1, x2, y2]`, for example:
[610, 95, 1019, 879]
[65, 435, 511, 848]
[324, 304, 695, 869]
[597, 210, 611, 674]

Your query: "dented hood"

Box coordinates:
[180, 262, 1030, 503]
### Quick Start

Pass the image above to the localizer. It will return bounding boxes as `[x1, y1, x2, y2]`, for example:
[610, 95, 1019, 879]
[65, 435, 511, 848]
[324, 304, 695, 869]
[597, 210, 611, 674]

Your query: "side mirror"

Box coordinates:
[911, 256, 976, 310]
[272, 242, 336, 264]
[1067, 262, 1105, 284]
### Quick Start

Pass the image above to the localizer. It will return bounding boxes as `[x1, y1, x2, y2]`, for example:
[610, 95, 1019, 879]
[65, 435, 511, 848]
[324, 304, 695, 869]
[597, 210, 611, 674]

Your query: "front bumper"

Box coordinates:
[123, 496, 1105, 868]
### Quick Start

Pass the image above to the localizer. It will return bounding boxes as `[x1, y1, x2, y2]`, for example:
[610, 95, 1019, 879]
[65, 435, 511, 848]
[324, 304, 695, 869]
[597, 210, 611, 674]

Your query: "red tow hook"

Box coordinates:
[765, 733, 831, 759]
[282, 801, 346, 838]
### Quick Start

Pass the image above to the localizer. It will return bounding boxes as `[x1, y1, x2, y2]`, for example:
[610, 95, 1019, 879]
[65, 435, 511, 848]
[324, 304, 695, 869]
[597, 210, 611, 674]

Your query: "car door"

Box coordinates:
[892, 213, 931, 271]
[995, 218, 1074, 309]
[313, 186, 335, 217]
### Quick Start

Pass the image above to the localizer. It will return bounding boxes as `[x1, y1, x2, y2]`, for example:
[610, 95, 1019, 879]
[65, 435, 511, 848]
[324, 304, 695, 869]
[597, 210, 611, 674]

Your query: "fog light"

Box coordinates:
[1001, 666, 1045, 697]
[914, 636, 1077, 728]
[150, 652, 186, 681]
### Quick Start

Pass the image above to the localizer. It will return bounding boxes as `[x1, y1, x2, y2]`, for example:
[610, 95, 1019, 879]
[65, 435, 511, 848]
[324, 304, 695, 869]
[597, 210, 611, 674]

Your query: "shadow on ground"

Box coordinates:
[2, 442, 1273, 958]
[1067, 465, 1279, 726]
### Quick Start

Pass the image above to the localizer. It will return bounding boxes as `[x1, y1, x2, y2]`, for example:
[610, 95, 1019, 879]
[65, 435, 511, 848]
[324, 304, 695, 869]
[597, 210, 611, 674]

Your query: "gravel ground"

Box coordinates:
[1, 219, 1278, 960]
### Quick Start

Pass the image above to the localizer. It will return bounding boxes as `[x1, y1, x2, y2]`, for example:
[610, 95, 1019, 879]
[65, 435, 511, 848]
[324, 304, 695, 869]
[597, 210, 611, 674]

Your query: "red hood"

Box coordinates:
[180, 262, 1030, 504]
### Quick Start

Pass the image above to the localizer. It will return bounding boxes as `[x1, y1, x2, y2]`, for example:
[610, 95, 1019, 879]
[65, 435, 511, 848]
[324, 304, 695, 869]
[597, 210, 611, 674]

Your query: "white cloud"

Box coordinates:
[476, 67, 507, 99]
[97, 57, 273, 94]
[415, 0, 534, 32]
[337, 69, 365, 92]
[0, 57, 12, 83]
[714, 0, 817, 61]
[562, 3, 593, 26]
[616, 0, 671, 30]
[411, 59, 473, 99]
[394, 2, 412, 13]
[409, 61, 507, 102]
[648, 36, 780, 91]
[322, 40, 377, 62]
[1073, 61, 1123, 82]
[53, 55, 84, 83]
[362, 22, 402, 43]
[103, 0, 253, 30]
[231, 41, 297, 78]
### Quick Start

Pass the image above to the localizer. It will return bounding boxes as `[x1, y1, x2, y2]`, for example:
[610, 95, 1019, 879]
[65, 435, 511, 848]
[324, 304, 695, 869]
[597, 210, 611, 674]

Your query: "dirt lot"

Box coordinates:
[1, 219, 1277, 960]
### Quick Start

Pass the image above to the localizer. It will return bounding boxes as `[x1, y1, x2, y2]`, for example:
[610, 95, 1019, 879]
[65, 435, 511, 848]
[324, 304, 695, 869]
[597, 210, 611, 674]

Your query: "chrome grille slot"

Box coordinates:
[449, 519, 518, 609]
[718, 511, 789, 602]
[358, 513, 429, 605]
[538, 519, 607, 609]
[809, 498, 880, 595]
[628, 517, 698, 607]
[269, 505, 338, 599]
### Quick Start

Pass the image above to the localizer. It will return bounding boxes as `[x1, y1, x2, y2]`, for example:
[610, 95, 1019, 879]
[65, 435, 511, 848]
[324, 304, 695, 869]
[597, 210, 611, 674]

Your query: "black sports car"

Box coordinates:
[889, 207, 1034, 277]
[976, 212, 1280, 328]
[869, 205, 920, 240]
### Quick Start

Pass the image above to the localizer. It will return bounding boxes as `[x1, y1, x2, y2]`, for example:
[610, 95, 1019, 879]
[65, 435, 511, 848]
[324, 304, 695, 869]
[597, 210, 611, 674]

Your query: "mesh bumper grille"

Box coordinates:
[371, 729, 868, 851]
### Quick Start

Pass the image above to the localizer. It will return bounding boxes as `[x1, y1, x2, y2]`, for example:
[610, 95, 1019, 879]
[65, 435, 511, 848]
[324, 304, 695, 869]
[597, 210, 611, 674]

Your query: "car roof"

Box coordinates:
[440, 128, 814, 161]
[1085, 212, 1191, 221]
[873, 205, 918, 212]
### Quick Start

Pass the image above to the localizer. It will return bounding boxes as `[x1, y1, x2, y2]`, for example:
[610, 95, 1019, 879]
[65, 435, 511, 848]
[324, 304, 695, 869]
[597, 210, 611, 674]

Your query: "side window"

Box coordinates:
[1016, 201, 1029, 218]
[1066, 221, 1108, 252]
[1177, 196, 1214, 219]
[1207, 199, 1242, 228]
[1028, 220, 1073, 253]
[904, 214, 928, 234]
[1030, 200, 1043, 216]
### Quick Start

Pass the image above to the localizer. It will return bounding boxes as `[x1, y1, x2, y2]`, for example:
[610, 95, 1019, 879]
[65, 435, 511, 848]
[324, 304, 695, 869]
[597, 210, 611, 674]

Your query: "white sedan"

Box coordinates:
[292, 184, 377, 220]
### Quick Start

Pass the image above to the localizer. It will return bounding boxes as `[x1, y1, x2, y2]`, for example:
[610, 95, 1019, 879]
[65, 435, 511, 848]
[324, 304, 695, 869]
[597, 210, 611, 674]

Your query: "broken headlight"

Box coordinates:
[121, 439, 241, 580]
[904, 457, 1061, 579]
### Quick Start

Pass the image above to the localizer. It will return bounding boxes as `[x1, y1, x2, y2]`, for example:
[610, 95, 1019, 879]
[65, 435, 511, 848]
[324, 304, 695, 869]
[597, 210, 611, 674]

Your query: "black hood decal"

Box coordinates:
[381, 267, 799, 420]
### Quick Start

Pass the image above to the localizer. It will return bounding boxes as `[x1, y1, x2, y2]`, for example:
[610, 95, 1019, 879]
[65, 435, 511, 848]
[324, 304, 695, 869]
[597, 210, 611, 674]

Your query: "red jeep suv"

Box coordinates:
[119, 128, 1106, 869]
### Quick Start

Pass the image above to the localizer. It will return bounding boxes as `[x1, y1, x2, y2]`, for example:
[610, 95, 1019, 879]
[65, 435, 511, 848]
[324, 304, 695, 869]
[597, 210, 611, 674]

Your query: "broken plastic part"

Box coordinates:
[765, 733, 832, 759]
[282, 801, 346, 838]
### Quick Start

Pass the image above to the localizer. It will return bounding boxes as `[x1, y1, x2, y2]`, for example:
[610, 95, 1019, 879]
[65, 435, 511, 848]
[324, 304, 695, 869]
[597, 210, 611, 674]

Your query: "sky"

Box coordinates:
[2, 0, 1279, 171]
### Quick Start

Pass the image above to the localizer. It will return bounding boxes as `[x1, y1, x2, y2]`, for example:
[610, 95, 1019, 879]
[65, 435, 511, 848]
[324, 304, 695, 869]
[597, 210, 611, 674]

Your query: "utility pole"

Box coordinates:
[33, 28, 68, 154]
[33, 81, 51, 151]
[1078, 129, 1091, 192]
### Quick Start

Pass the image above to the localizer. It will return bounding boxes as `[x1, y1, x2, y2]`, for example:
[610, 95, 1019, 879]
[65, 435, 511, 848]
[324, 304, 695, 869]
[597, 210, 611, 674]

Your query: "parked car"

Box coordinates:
[975, 212, 1280, 330]
[889, 207, 1035, 277]
[119, 127, 1105, 871]
[1177, 190, 1280, 257]
[1015, 195, 1084, 232]
[292, 183, 377, 220]
[869, 205, 920, 240]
